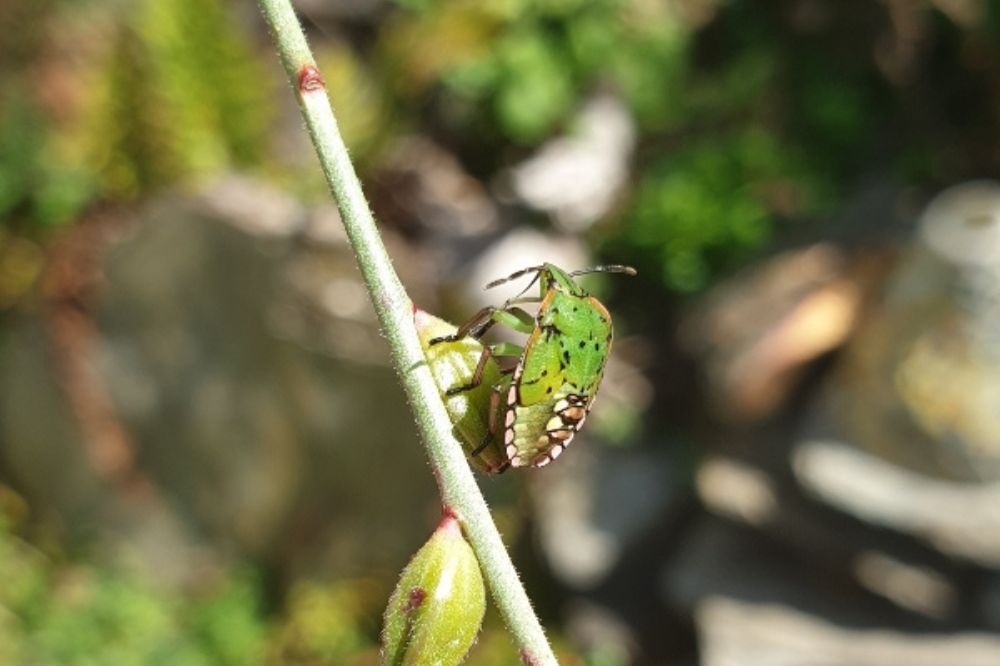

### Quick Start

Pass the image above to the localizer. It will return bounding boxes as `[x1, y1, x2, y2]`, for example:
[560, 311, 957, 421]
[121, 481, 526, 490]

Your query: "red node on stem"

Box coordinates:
[298, 65, 325, 92]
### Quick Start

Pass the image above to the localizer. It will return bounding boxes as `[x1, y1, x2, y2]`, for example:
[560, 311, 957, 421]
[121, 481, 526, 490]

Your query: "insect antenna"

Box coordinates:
[485, 265, 545, 289]
[485, 265, 545, 304]
[569, 265, 637, 278]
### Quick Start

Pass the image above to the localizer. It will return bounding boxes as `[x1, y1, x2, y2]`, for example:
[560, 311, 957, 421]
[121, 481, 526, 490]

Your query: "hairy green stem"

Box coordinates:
[255, 1, 557, 664]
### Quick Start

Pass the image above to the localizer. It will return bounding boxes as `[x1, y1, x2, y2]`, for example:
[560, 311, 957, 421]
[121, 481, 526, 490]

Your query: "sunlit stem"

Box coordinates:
[254, 1, 558, 664]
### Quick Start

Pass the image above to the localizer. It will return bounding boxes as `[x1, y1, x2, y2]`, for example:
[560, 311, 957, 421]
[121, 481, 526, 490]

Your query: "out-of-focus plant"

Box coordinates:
[0, 516, 266, 665]
[271, 579, 382, 663]
[0, 0, 272, 232]
[256, 0, 559, 662]
[86, 0, 271, 199]
[384, 0, 689, 144]
[621, 129, 824, 292]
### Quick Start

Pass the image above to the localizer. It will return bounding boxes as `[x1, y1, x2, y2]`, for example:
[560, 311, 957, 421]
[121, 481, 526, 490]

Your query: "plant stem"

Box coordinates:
[255, 2, 558, 664]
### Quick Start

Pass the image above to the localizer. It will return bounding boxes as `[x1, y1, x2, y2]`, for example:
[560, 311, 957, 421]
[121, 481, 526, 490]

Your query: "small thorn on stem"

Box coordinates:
[297, 65, 325, 92]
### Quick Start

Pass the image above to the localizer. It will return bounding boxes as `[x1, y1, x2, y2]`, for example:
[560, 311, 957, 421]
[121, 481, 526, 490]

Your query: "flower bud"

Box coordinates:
[382, 515, 486, 666]
[415, 309, 508, 474]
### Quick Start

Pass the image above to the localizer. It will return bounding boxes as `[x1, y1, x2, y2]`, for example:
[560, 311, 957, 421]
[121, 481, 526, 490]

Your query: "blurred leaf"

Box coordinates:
[187, 572, 265, 666]
[272, 579, 375, 663]
[380, 2, 502, 97]
[494, 29, 575, 143]
[621, 129, 821, 292]
[85, 0, 272, 199]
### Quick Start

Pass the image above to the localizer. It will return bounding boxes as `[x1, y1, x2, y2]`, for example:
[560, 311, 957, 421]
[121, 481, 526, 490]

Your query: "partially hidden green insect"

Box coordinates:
[416, 310, 510, 474]
[430, 263, 636, 471]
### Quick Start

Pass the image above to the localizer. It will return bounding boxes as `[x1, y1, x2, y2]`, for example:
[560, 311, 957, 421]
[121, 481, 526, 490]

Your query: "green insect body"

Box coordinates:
[416, 309, 510, 474]
[430, 262, 634, 471]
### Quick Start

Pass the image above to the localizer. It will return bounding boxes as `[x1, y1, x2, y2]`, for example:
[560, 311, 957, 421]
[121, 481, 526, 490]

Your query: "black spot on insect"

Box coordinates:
[578, 340, 586, 349]
[562, 350, 571, 364]
[594, 342, 600, 351]
[541, 369, 548, 377]
[546, 386, 553, 394]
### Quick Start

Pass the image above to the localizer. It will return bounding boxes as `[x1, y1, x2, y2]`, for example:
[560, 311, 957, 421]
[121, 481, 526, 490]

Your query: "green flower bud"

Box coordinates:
[382, 515, 486, 666]
[415, 309, 508, 474]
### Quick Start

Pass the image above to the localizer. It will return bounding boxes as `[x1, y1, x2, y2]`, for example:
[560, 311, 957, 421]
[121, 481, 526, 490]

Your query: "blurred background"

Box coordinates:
[3, 0, 1000, 663]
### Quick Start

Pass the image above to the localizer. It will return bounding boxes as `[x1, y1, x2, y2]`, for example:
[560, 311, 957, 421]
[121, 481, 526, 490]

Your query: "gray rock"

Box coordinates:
[698, 596, 1000, 666]
[681, 243, 870, 422]
[820, 181, 1000, 481]
[664, 519, 1000, 666]
[507, 93, 635, 233]
[0, 177, 440, 579]
[534, 446, 681, 588]
[794, 438, 1000, 568]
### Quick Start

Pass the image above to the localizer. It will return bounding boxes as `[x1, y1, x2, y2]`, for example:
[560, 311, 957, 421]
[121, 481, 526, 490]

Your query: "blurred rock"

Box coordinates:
[506, 93, 635, 233]
[696, 456, 778, 528]
[0, 176, 440, 580]
[697, 453, 967, 621]
[794, 438, 1000, 567]
[820, 181, 1000, 481]
[563, 599, 637, 664]
[698, 596, 1000, 666]
[376, 135, 500, 240]
[369, 135, 507, 298]
[664, 518, 1000, 666]
[460, 228, 590, 309]
[671, 181, 1000, 662]
[533, 446, 681, 588]
[980, 574, 1000, 629]
[681, 243, 881, 422]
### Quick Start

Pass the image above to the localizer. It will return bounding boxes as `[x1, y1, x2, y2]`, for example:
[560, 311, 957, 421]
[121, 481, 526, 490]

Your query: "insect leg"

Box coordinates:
[445, 341, 523, 395]
[490, 307, 536, 335]
[471, 384, 505, 457]
[429, 306, 498, 345]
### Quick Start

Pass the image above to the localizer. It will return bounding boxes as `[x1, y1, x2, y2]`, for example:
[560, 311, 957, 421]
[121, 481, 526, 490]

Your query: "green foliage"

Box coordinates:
[389, 0, 688, 143]
[491, 29, 575, 143]
[0, 514, 403, 665]
[0, 520, 265, 665]
[0, 86, 97, 229]
[271, 580, 376, 662]
[623, 130, 821, 292]
[0, 0, 272, 232]
[88, 0, 271, 199]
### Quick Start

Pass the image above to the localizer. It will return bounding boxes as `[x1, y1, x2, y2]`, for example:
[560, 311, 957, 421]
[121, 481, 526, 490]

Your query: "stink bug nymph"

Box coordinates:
[429, 263, 635, 470]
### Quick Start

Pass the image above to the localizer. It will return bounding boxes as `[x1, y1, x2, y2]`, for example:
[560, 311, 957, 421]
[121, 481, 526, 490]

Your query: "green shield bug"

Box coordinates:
[430, 263, 635, 470]
[416, 309, 511, 474]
